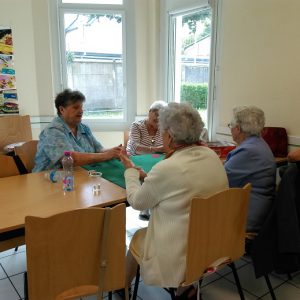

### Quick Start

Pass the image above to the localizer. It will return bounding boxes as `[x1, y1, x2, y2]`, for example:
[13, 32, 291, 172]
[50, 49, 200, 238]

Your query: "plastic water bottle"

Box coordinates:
[45, 169, 63, 183]
[62, 151, 74, 191]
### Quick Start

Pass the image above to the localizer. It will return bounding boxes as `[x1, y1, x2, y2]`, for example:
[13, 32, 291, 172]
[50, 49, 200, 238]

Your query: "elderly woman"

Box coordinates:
[120, 103, 228, 291]
[224, 106, 276, 233]
[33, 89, 121, 172]
[126, 101, 167, 156]
[126, 100, 167, 220]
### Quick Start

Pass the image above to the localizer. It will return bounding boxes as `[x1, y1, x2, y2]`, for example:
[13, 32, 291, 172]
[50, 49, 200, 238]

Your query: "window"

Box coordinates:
[56, 0, 134, 126]
[62, 0, 122, 4]
[166, 0, 218, 136]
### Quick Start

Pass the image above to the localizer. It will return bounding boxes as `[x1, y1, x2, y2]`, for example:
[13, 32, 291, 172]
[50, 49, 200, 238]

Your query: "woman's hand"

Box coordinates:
[119, 151, 135, 169]
[134, 166, 148, 181]
[102, 144, 123, 160]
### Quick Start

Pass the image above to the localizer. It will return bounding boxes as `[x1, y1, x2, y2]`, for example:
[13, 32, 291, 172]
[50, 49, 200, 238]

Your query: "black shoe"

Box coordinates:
[139, 212, 150, 221]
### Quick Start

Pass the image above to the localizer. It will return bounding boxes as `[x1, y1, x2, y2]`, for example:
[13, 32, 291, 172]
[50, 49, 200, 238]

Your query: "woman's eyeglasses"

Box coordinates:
[227, 123, 236, 129]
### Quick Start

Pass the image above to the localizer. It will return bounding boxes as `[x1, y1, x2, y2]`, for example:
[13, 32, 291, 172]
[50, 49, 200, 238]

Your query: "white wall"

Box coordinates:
[0, 0, 40, 116]
[215, 0, 300, 147]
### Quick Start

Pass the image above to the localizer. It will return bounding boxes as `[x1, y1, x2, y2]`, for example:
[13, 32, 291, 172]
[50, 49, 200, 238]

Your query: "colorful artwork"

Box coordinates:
[0, 55, 14, 74]
[0, 26, 17, 114]
[0, 28, 13, 55]
[0, 75, 16, 90]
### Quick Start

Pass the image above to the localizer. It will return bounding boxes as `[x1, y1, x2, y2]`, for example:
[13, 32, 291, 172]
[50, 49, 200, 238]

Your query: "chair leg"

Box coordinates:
[229, 262, 245, 300]
[198, 279, 203, 300]
[131, 265, 140, 300]
[108, 291, 112, 300]
[24, 271, 28, 300]
[264, 274, 277, 300]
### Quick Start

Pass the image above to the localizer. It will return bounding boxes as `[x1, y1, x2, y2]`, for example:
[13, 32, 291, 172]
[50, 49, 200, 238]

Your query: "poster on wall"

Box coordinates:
[0, 26, 18, 114]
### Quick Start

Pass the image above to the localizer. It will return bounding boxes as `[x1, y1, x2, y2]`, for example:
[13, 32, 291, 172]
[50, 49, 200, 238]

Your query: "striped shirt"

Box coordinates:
[126, 119, 163, 156]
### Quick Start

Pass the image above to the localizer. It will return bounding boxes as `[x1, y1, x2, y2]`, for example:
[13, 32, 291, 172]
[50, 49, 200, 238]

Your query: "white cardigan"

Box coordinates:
[124, 146, 228, 287]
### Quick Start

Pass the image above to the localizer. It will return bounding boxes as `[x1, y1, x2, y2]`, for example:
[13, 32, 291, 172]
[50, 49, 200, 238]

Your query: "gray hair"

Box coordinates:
[149, 100, 167, 111]
[159, 103, 204, 144]
[231, 106, 265, 136]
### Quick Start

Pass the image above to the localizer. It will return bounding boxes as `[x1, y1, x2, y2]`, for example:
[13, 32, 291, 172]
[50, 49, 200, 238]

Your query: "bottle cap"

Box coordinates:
[64, 151, 71, 156]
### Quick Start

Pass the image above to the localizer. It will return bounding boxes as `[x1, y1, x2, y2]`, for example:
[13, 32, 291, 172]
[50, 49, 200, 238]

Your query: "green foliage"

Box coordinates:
[182, 9, 211, 34]
[180, 83, 208, 110]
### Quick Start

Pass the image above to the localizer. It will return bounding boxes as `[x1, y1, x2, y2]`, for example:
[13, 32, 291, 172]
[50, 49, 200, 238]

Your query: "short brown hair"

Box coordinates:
[55, 89, 85, 116]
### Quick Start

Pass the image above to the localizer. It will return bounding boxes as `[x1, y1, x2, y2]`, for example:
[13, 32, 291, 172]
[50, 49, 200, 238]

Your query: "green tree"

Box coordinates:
[182, 9, 211, 34]
[182, 9, 211, 53]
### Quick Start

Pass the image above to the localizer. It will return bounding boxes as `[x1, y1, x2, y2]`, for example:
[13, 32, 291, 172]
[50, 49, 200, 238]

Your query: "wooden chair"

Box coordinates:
[25, 204, 129, 300]
[14, 140, 38, 172]
[0, 155, 25, 253]
[0, 115, 32, 153]
[131, 184, 251, 300]
[0, 154, 20, 178]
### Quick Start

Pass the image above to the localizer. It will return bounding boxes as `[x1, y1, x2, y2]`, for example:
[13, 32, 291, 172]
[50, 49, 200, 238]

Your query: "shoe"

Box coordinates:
[139, 210, 150, 221]
[175, 286, 198, 299]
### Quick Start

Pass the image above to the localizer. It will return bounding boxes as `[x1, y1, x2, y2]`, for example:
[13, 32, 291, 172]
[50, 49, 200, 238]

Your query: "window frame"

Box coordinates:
[162, 0, 220, 141]
[50, 0, 136, 131]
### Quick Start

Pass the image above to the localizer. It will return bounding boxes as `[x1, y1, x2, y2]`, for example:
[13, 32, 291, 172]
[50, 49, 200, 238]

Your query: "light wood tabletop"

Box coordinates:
[0, 167, 127, 234]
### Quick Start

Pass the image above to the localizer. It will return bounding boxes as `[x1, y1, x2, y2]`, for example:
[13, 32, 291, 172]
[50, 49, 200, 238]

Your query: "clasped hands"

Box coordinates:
[119, 149, 147, 180]
[105, 145, 147, 180]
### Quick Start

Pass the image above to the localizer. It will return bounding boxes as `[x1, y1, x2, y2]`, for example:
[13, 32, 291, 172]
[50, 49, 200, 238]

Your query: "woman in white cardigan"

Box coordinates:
[120, 103, 228, 293]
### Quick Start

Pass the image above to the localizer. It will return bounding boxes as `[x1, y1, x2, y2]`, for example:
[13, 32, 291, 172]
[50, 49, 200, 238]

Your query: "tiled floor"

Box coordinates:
[1, 207, 300, 299]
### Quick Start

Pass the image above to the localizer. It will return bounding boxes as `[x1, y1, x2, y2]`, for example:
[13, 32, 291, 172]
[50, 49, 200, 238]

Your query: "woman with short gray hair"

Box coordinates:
[120, 103, 228, 292]
[159, 102, 204, 146]
[126, 100, 167, 220]
[230, 106, 265, 137]
[225, 105, 276, 233]
[126, 100, 167, 157]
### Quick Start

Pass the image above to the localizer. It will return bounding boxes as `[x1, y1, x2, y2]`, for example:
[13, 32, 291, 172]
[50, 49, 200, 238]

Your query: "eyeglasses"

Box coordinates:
[227, 123, 236, 129]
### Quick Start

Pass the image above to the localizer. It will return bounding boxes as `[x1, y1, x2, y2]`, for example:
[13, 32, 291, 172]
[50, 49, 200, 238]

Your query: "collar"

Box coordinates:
[165, 141, 204, 159]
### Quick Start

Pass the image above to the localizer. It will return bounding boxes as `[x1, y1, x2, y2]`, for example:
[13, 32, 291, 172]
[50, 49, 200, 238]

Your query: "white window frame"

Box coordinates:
[49, 0, 136, 131]
[161, 0, 220, 141]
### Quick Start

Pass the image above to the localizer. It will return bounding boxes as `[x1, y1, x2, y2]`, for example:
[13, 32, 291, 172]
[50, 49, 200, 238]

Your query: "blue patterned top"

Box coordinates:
[33, 116, 103, 172]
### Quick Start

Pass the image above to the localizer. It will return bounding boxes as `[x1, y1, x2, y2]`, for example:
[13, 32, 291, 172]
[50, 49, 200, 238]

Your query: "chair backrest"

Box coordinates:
[261, 127, 288, 157]
[184, 183, 251, 285]
[14, 140, 38, 172]
[0, 154, 20, 177]
[0, 115, 32, 153]
[25, 204, 126, 300]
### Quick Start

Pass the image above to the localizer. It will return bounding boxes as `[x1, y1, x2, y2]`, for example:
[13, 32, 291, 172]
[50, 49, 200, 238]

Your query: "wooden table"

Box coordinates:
[0, 167, 127, 251]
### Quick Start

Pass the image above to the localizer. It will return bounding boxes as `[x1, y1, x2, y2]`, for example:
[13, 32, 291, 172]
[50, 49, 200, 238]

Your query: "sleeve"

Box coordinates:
[42, 127, 76, 166]
[224, 147, 252, 188]
[126, 122, 142, 155]
[124, 167, 160, 210]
